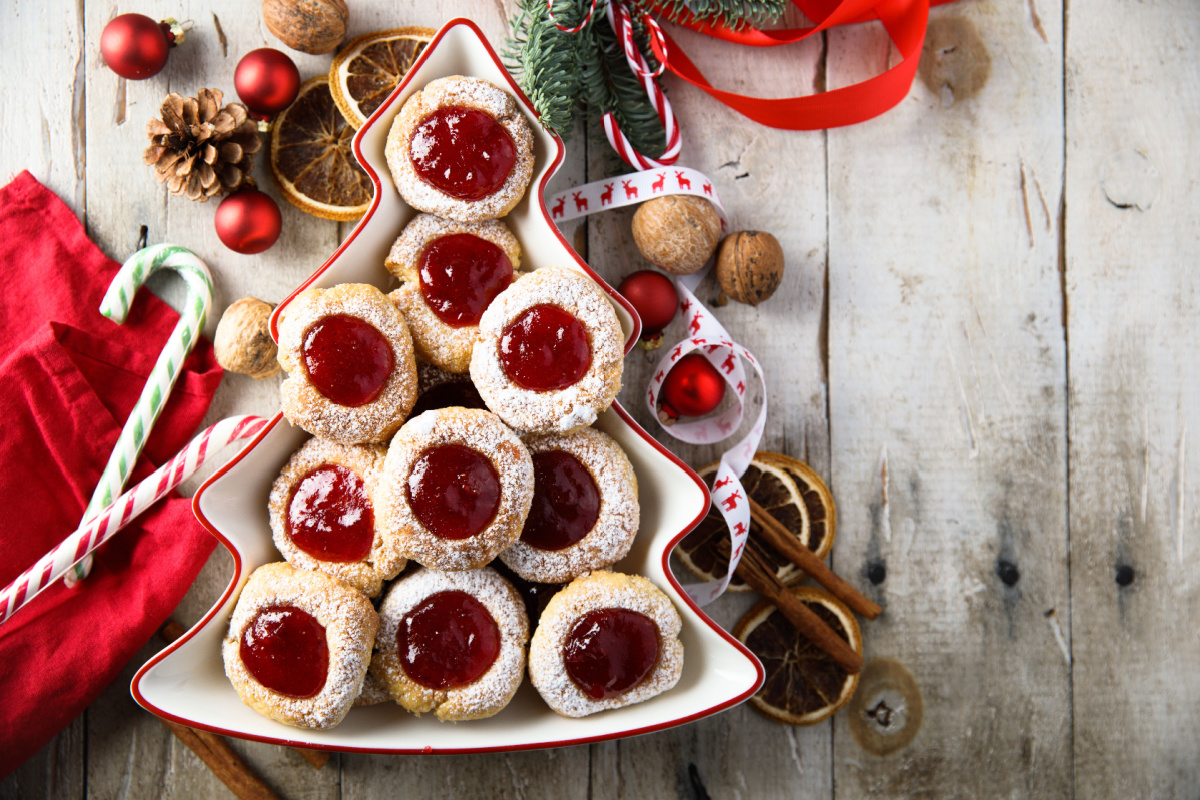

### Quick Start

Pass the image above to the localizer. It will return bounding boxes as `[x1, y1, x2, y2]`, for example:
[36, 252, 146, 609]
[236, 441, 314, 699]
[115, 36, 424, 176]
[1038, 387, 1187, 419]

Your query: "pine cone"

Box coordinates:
[144, 88, 262, 202]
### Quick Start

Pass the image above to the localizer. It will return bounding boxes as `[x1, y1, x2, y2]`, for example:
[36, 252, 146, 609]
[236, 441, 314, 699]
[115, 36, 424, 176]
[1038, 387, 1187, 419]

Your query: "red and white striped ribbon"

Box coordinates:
[547, 0, 596, 33]
[602, 0, 682, 170]
[0, 415, 268, 625]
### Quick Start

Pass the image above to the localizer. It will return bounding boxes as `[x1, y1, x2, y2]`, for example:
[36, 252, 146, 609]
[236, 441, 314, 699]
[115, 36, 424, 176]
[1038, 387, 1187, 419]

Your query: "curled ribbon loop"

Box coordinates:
[547, 0, 596, 33]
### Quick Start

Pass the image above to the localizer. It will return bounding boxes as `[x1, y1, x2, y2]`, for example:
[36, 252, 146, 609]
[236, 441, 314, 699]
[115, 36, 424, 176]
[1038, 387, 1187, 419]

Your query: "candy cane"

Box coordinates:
[67, 243, 215, 585]
[603, 0, 682, 170]
[2, 416, 268, 625]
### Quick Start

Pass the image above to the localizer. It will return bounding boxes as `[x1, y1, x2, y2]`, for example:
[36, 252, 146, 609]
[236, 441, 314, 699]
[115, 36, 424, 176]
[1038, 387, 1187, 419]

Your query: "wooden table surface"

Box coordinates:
[3, 0, 1198, 798]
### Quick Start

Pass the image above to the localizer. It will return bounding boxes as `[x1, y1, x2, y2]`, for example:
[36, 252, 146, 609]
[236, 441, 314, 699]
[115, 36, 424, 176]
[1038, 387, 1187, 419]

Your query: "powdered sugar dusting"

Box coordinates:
[278, 284, 418, 444]
[372, 566, 529, 721]
[353, 668, 391, 706]
[470, 268, 624, 434]
[268, 437, 404, 598]
[223, 563, 379, 730]
[385, 76, 534, 222]
[385, 213, 522, 284]
[500, 428, 640, 584]
[379, 407, 534, 570]
[528, 570, 683, 718]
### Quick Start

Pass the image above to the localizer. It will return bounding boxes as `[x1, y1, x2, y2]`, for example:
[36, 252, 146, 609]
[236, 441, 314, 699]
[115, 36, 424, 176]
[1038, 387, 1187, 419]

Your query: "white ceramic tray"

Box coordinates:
[131, 18, 762, 753]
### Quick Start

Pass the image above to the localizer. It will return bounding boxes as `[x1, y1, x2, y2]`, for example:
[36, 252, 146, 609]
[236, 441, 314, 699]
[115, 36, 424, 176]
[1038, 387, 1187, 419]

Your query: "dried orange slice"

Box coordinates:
[330, 27, 435, 129]
[676, 452, 836, 592]
[735, 586, 861, 725]
[270, 75, 372, 221]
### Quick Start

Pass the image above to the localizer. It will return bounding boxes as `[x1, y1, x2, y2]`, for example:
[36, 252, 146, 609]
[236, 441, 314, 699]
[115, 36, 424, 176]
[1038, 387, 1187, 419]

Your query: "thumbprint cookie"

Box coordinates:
[269, 437, 405, 597]
[223, 563, 378, 730]
[386, 214, 522, 374]
[500, 428, 640, 584]
[278, 283, 418, 444]
[529, 571, 683, 718]
[378, 406, 534, 570]
[371, 567, 528, 721]
[470, 267, 624, 434]
[386, 76, 534, 222]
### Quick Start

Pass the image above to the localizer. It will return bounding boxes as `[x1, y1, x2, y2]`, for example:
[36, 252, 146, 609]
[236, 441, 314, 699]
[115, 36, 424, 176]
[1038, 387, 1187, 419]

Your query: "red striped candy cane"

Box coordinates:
[603, 0, 682, 170]
[0, 415, 268, 625]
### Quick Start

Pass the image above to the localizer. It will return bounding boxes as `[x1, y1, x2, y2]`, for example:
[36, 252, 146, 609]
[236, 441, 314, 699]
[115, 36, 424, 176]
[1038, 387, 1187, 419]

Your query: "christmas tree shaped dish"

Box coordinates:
[132, 18, 762, 753]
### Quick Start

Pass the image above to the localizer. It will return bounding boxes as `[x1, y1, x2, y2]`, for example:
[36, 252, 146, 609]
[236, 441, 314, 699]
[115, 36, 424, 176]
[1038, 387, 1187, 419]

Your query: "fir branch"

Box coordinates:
[586, 15, 666, 157]
[505, 1, 588, 137]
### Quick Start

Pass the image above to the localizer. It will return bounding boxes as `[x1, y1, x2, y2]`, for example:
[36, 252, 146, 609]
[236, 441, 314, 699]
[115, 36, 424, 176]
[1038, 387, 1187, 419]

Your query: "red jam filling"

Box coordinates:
[239, 605, 330, 699]
[286, 464, 375, 563]
[499, 305, 591, 391]
[301, 314, 394, 407]
[396, 590, 501, 690]
[419, 233, 514, 327]
[407, 444, 501, 540]
[521, 450, 601, 551]
[409, 380, 488, 419]
[409, 106, 517, 201]
[564, 608, 659, 700]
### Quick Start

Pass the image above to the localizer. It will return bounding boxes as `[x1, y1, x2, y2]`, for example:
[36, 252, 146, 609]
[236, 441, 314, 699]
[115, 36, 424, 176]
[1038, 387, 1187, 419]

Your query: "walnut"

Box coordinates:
[262, 0, 349, 55]
[631, 195, 722, 275]
[715, 231, 785, 306]
[214, 297, 282, 379]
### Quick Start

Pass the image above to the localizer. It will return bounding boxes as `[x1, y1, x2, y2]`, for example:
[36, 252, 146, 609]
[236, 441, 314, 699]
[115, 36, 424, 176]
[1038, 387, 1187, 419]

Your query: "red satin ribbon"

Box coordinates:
[647, 0, 959, 130]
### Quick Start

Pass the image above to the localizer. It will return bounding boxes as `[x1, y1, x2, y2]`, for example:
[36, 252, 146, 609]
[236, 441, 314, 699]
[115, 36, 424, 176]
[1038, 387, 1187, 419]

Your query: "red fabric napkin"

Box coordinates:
[0, 171, 223, 777]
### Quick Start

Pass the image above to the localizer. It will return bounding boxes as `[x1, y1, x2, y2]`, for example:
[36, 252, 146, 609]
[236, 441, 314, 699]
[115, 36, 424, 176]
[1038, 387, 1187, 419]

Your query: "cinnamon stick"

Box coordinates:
[296, 748, 331, 769]
[736, 547, 863, 674]
[160, 719, 282, 800]
[748, 499, 883, 620]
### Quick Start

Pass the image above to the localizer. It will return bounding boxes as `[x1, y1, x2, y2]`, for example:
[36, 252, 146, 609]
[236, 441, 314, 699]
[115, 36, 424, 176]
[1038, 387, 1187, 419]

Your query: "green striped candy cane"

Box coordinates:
[66, 244, 215, 585]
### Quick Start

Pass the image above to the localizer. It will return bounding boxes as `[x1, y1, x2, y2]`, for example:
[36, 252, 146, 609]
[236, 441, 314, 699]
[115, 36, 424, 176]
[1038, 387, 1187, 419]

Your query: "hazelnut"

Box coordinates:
[715, 231, 785, 306]
[631, 195, 722, 275]
[214, 297, 282, 380]
[262, 0, 349, 56]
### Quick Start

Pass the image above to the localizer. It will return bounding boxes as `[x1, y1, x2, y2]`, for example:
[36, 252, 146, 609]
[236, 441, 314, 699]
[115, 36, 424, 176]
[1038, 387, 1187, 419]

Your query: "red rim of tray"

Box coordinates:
[133, 18, 763, 754]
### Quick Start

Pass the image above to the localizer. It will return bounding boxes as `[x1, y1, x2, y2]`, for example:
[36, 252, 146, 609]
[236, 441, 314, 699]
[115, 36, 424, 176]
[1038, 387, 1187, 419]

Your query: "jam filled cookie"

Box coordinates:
[500, 428, 640, 584]
[386, 214, 522, 374]
[223, 562, 378, 730]
[278, 283, 418, 444]
[269, 437, 405, 597]
[371, 567, 528, 721]
[386, 76, 534, 222]
[529, 571, 683, 718]
[379, 406, 534, 570]
[470, 267, 624, 434]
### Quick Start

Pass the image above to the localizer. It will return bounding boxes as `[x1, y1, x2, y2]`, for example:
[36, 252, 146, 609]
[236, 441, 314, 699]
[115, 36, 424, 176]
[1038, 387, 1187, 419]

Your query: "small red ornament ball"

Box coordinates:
[660, 353, 726, 419]
[215, 188, 282, 255]
[234, 48, 301, 118]
[618, 270, 678, 339]
[101, 14, 172, 80]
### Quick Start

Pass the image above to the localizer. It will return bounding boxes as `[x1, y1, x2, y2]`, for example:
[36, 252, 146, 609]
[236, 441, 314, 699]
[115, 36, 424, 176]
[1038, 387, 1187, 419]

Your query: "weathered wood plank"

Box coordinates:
[826, 1, 1070, 796]
[0, 1, 86, 795]
[584, 16, 832, 800]
[1065, 2, 1200, 798]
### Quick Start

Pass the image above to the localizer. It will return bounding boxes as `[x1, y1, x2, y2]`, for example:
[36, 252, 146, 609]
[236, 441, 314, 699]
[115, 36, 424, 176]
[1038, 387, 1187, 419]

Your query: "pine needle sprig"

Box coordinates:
[505, 2, 587, 136]
[651, 0, 787, 29]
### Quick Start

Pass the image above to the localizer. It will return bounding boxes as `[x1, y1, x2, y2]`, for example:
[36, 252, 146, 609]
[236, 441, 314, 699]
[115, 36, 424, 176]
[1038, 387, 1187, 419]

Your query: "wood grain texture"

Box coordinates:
[1065, 2, 1200, 797]
[825, 1, 1070, 797]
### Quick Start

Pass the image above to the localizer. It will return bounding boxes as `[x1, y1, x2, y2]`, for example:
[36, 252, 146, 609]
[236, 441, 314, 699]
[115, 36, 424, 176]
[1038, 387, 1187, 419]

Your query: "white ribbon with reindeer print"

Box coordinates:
[548, 167, 767, 606]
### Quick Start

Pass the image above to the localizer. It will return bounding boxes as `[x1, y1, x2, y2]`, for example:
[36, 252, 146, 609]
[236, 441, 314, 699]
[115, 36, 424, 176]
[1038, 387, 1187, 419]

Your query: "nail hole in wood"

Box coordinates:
[996, 559, 1020, 587]
[1115, 564, 1135, 587]
[867, 561, 887, 585]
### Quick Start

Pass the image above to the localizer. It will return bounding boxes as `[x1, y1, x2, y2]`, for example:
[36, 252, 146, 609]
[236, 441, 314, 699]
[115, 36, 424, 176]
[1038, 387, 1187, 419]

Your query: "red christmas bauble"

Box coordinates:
[660, 353, 726, 419]
[100, 14, 172, 80]
[234, 48, 301, 118]
[215, 189, 282, 254]
[618, 270, 678, 339]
